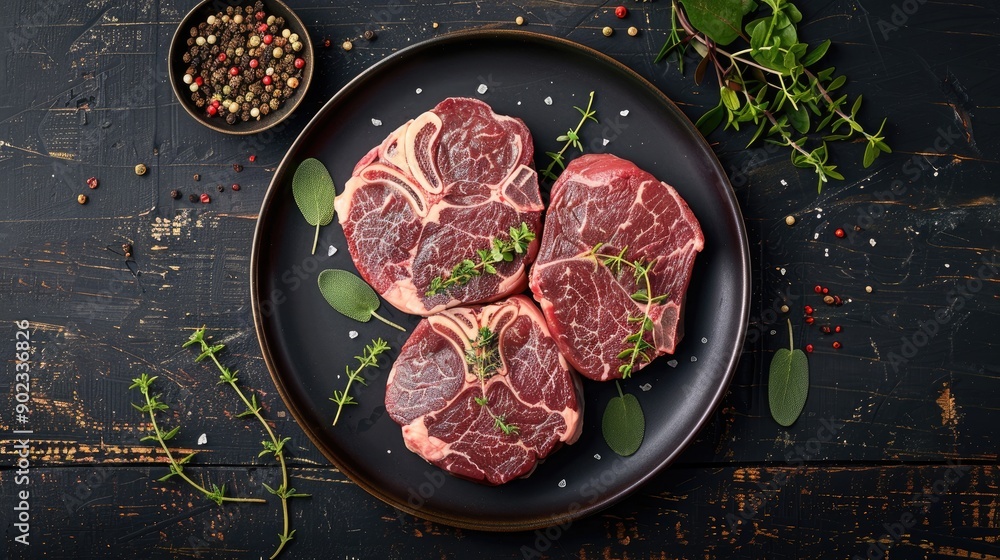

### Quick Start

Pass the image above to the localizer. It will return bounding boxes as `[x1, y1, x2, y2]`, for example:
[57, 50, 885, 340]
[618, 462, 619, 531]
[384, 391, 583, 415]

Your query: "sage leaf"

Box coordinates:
[292, 158, 336, 255]
[682, 0, 757, 46]
[602, 382, 645, 456]
[317, 269, 405, 331]
[768, 319, 809, 426]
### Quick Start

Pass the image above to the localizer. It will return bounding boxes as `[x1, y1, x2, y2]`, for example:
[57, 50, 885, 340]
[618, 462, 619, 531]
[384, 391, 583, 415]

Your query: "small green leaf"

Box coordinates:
[802, 39, 831, 66]
[292, 158, 337, 254]
[602, 382, 645, 456]
[682, 0, 757, 45]
[768, 319, 809, 427]
[720, 87, 741, 112]
[317, 269, 405, 331]
[788, 104, 810, 134]
[695, 103, 726, 136]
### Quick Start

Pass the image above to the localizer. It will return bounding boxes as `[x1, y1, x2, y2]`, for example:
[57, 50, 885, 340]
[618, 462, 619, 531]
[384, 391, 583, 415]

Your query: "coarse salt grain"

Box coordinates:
[667, 359, 678, 368]
[371, 118, 382, 126]
[543, 96, 553, 105]
[602, 138, 610, 146]
[620, 109, 629, 117]
[198, 433, 208, 445]
[415, 88, 422, 94]
[594, 454, 602, 460]
[477, 83, 488, 95]
[702, 337, 708, 343]
[780, 268, 786, 275]
[348, 330, 359, 339]
[558, 479, 567, 488]
[328, 245, 337, 256]
[640, 383, 652, 392]
[870, 238, 877, 247]
[691, 356, 698, 362]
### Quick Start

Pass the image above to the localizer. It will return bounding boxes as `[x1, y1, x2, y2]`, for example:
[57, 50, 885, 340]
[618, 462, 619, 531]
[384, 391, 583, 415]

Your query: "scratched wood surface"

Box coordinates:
[0, 0, 998, 558]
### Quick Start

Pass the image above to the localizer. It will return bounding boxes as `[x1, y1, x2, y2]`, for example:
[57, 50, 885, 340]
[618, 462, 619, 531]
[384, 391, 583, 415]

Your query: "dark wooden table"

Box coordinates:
[2, 1, 999, 558]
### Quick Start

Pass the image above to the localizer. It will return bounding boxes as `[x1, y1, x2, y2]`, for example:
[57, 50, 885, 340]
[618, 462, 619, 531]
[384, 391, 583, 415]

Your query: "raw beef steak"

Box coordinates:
[335, 98, 543, 316]
[529, 154, 705, 381]
[385, 295, 583, 485]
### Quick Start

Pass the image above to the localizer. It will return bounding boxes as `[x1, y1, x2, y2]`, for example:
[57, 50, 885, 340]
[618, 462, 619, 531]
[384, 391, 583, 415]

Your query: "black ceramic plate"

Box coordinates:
[251, 30, 750, 531]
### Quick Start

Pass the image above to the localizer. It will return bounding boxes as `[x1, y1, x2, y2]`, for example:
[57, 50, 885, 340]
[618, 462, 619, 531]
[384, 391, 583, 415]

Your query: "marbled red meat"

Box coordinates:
[385, 295, 582, 485]
[335, 98, 543, 316]
[529, 154, 704, 381]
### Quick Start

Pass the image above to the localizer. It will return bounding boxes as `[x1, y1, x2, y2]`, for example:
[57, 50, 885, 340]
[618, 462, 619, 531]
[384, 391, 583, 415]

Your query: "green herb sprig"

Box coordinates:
[602, 381, 646, 456]
[129, 373, 268, 506]
[317, 269, 406, 331]
[426, 222, 536, 297]
[292, 158, 337, 255]
[588, 243, 669, 378]
[466, 327, 519, 436]
[767, 318, 809, 426]
[330, 338, 391, 426]
[656, 0, 890, 192]
[540, 90, 598, 182]
[184, 327, 310, 560]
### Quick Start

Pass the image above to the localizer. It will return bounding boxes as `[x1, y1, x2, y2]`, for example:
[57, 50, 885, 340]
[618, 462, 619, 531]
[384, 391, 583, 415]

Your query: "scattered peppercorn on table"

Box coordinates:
[2, 1, 999, 559]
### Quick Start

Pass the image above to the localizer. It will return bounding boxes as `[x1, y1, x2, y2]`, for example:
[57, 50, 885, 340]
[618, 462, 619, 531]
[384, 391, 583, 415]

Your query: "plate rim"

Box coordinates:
[250, 28, 751, 532]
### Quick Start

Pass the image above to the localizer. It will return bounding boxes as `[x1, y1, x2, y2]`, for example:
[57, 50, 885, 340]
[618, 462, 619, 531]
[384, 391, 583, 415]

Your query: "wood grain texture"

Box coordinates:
[0, 0, 998, 558]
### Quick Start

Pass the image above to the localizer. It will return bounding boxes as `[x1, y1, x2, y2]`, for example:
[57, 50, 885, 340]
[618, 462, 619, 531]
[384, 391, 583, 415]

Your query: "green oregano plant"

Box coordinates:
[656, 0, 890, 191]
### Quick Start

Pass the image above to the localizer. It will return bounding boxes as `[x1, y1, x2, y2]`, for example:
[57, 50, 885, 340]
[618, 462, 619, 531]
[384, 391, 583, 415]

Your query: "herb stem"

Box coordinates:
[136, 379, 266, 505]
[370, 310, 406, 332]
[540, 90, 598, 181]
[311, 224, 320, 256]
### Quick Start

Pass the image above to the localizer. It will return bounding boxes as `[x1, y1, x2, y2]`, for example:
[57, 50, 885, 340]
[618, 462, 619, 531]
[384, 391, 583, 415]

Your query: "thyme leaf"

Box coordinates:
[540, 90, 599, 182]
[330, 338, 391, 426]
[426, 222, 535, 297]
[465, 327, 519, 436]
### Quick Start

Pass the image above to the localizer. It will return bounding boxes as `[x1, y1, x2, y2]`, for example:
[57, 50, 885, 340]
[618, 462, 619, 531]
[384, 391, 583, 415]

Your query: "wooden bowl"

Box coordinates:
[168, 0, 313, 135]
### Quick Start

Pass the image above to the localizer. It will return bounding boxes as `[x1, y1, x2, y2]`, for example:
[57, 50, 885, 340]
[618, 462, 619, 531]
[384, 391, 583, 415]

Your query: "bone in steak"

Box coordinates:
[335, 98, 543, 316]
[529, 154, 705, 381]
[385, 295, 582, 485]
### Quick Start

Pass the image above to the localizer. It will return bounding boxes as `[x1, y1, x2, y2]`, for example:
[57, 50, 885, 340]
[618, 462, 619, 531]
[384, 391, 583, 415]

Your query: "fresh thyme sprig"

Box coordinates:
[129, 373, 267, 506]
[466, 327, 519, 435]
[587, 244, 670, 378]
[540, 90, 598, 182]
[655, 0, 890, 192]
[184, 327, 309, 560]
[330, 338, 391, 426]
[426, 222, 535, 297]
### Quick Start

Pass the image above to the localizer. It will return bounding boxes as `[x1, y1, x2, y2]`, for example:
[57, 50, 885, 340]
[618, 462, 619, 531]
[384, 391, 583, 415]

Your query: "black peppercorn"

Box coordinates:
[193, 173, 200, 181]
[170, 189, 181, 199]
[233, 163, 244, 172]
[188, 194, 198, 202]
[216, 184, 225, 192]
[364, 30, 377, 41]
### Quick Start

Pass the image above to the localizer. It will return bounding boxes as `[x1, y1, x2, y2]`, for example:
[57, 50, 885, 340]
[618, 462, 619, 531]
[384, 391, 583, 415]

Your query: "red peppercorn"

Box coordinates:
[232, 183, 241, 191]
[805, 344, 814, 353]
[294, 57, 305, 69]
[230, 66, 240, 76]
[250, 58, 259, 68]
[822, 287, 829, 294]
[258, 23, 268, 32]
[804, 305, 814, 315]
[263, 34, 273, 45]
[805, 316, 815, 324]
[322, 38, 332, 48]
[200, 193, 211, 203]
[206, 105, 217, 116]
[262, 75, 272, 86]
[820, 325, 832, 334]
[834, 325, 842, 333]
[194, 76, 204, 86]
[615, 5, 627, 18]
[814, 285, 823, 294]
[217, 53, 226, 62]
[212, 99, 220, 108]
[832, 341, 842, 349]
[833, 295, 842, 305]
[255, 11, 265, 21]
[86, 177, 99, 189]
[834, 228, 846, 238]
[248, 154, 256, 162]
